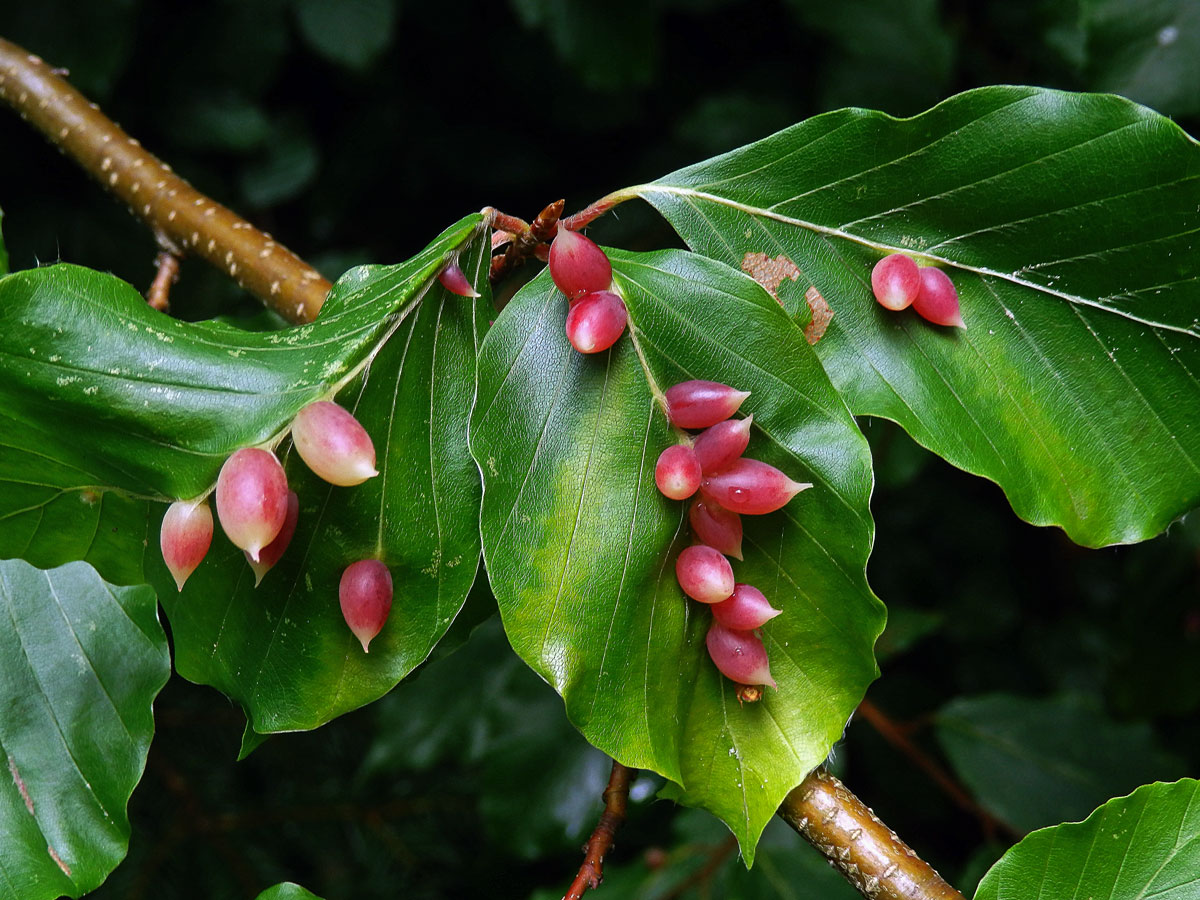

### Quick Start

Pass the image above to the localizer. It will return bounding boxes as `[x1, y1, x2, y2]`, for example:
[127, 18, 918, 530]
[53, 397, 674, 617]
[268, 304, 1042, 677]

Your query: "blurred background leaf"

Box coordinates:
[292, 0, 396, 71]
[1079, 0, 1200, 117]
[366, 617, 615, 860]
[935, 692, 1185, 833]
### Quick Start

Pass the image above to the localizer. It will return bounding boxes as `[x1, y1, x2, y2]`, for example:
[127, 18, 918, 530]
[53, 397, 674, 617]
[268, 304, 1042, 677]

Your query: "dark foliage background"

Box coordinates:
[0, 1, 1197, 897]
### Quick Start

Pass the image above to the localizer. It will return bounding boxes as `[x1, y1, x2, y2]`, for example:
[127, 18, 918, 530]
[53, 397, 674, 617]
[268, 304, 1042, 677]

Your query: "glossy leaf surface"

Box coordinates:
[0, 426, 152, 587]
[975, 779, 1200, 899]
[0, 559, 169, 899]
[471, 249, 882, 863]
[936, 693, 1184, 833]
[156, 228, 490, 735]
[0, 215, 486, 587]
[624, 86, 1200, 547]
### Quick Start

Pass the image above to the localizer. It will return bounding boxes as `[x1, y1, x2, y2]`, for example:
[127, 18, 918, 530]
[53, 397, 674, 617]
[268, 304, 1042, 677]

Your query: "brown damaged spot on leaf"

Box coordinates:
[741, 252, 799, 304]
[804, 286, 833, 345]
[8, 754, 35, 815]
[48, 844, 72, 877]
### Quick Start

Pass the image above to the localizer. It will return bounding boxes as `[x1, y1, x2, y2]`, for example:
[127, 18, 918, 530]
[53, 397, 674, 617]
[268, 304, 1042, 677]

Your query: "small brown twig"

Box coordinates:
[856, 698, 1018, 842]
[146, 249, 180, 313]
[778, 769, 966, 900]
[488, 198, 564, 282]
[0, 37, 330, 323]
[563, 760, 635, 900]
[559, 198, 619, 233]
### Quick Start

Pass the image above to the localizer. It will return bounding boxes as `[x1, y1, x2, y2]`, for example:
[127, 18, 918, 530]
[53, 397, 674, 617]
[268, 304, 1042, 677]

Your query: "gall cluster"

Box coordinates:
[159, 400, 392, 652]
[548, 226, 629, 354]
[544, 227, 808, 697]
[871, 253, 964, 328]
[656, 380, 810, 698]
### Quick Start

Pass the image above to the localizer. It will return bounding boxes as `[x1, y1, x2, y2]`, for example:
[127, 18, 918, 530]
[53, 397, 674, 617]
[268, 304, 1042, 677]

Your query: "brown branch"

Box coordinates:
[0, 37, 330, 324]
[778, 769, 966, 900]
[856, 699, 1018, 842]
[563, 760, 635, 900]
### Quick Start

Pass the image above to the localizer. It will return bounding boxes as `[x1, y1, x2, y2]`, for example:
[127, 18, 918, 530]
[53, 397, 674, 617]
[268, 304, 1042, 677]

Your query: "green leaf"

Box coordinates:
[154, 226, 490, 734]
[293, 0, 395, 71]
[1082, 0, 1200, 117]
[622, 86, 1200, 548]
[0, 426, 152, 586]
[0, 559, 170, 900]
[470, 249, 882, 864]
[936, 692, 1185, 833]
[255, 884, 324, 900]
[974, 779, 1200, 899]
[0, 214, 485, 586]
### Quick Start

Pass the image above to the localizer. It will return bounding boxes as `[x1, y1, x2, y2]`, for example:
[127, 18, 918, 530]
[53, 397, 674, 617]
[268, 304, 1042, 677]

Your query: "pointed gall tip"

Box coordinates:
[247, 545, 263, 564]
[786, 479, 813, 499]
[747, 665, 778, 691]
[729, 546, 744, 562]
[172, 574, 187, 593]
[951, 312, 967, 329]
[438, 263, 480, 298]
[355, 630, 374, 653]
[756, 662, 779, 691]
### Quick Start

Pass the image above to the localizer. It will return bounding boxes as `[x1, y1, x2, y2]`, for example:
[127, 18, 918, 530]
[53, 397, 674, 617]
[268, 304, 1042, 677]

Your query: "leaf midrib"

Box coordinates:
[631, 185, 1199, 339]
